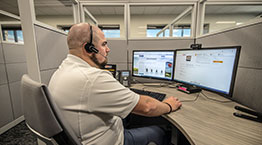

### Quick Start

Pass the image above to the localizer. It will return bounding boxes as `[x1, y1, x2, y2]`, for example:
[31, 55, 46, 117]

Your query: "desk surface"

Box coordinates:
[131, 84, 262, 145]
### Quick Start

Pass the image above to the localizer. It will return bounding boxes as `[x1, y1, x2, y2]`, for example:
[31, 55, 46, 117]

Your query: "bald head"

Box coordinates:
[67, 23, 102, 50]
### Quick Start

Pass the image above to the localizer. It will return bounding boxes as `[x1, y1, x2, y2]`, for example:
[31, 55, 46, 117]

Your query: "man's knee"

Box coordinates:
[125, 126, 169, 145]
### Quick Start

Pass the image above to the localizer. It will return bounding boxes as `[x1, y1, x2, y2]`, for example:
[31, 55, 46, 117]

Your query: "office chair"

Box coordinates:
[21, 74, 82, 145]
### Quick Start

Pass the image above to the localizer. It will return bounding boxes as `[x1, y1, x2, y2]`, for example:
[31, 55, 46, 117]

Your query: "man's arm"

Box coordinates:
[132, 95, 182, 117]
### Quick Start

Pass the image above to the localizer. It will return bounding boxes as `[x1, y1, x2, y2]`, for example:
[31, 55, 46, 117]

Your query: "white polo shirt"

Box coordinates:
[48, 54, 139, 145]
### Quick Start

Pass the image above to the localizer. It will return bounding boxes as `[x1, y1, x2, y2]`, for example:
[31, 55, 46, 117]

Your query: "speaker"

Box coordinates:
[85, 25, 99, 53]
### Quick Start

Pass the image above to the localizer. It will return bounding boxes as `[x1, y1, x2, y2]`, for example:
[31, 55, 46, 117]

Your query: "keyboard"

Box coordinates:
[130, 88, 166, 101]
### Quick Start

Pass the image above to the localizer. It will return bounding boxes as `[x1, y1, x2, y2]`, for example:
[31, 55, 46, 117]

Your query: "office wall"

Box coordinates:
[196, 21, 262, 113]
[34, 24, 68, 84]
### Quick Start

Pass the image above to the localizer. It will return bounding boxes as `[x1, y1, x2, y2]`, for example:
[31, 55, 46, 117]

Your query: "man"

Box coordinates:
[48, 23, 182, 145]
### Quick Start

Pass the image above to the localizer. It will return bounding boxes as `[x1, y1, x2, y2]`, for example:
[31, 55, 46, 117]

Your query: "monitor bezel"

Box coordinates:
[173, 46, 241, 98]
[132, 50, 175, 81]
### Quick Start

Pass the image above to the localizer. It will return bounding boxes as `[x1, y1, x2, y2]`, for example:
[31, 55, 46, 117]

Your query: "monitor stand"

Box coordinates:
[176, 84, 202, 94]
[233, 105, 262, 123]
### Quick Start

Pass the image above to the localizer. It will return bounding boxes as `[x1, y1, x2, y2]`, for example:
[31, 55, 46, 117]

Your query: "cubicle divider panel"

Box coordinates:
[2, 43, 27, 87]
[0, 42, 4, 64]
[196, 22, 262, 113]
[2, 43, 26, 64]
[0, 41, 15, 128]
[5, 62, 27, 119]
[9, 81, 24, 119]
[34, 24, 68, 85]
[34, 25, 68, 72]
[0, 41, 8, 86]
[1, 42, 27, 120]
[234, 68, 262, 113]
[40, 69, 57, 85]
[6, 63, 27, 83]
[197, 22, 262, 69]
[0, 64, 8, 85]
[0, 85, 14, 127]
[107, 39, 128, 70]
[5, 63, 27, 119]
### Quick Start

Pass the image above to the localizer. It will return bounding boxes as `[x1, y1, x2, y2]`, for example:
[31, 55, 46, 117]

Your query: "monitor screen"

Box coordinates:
[173, 46, 241, 97]
[132, 50, 175, 80]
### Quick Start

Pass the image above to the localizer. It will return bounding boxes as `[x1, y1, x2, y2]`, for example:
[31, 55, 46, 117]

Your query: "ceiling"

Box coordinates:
[0, 0, 73, 17]
[0, 0, 261, 18]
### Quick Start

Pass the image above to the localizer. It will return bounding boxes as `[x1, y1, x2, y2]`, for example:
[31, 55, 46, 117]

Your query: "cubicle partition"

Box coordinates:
[34, 24, 68, 85]
[0, 41, 27, 134]
[0, 41, 13, 131]
[196, 21, 262, 113]
[3, 43, 27, 119]
[107, 39, 128, 70]
[0, 23, 68, 134]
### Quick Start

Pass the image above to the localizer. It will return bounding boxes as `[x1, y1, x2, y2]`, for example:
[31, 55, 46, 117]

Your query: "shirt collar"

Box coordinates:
[67, 54, 91, 67]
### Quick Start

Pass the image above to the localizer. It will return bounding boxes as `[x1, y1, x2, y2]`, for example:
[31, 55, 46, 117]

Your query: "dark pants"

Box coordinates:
[124, 125, 167, 145]
[123, 114, 172, 145]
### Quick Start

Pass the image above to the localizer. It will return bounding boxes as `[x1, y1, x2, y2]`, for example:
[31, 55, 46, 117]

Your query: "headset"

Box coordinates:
[84, 25, 99, 53]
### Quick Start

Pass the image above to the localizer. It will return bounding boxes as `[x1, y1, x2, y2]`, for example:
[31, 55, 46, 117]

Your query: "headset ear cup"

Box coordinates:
[89, 45, 99, 53]
[85, 43, 98, 53]
[85, 43, 91, 53]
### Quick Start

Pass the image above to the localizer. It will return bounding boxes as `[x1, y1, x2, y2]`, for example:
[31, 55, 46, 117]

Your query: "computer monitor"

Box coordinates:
[173, 46, 241, 98]
[132, 50, 175, 81]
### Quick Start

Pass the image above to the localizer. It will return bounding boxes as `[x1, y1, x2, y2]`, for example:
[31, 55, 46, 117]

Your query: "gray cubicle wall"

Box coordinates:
[0, 41, 27, 129]
[3, 43, 27, 119]
[107, 39, 128, 70]
[196, 21, 262, 113]
[0, 41, 14, 129]
[34, 25, 128, 84]
[34, 24, 68, 85]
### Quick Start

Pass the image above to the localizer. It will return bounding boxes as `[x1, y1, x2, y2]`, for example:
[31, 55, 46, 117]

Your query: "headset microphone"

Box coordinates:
[86, 44, 107, 58]
[97, 52, 107, 59]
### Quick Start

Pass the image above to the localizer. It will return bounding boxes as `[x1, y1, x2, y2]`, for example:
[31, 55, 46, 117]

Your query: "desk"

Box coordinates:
[131, 84, 262, 145]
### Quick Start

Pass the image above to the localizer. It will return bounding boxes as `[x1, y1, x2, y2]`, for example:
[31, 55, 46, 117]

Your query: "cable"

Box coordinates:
[132, 79, 167, 87]
[166, 82, 179, 88]
[200, 92, 232, 103]
[142, 83, 166, 87]
[179, 92, 200, 102]
[132, 79, 145, 85]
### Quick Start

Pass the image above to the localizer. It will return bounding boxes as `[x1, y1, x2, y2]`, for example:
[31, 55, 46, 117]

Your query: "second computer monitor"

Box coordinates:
[132, 50, 175, 81]
[173, 46, 241, 98]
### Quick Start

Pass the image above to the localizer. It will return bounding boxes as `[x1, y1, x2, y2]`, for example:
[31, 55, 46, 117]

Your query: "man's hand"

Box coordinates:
[163, 96, 182, 112]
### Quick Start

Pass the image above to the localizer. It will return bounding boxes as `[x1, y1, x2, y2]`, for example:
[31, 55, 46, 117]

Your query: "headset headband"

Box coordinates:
[90, 25, 93, 45]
